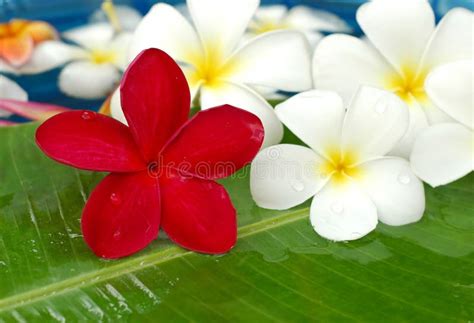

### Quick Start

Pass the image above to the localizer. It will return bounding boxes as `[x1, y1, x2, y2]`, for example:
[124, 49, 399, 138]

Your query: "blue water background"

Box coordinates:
[0, 0, 472, 121]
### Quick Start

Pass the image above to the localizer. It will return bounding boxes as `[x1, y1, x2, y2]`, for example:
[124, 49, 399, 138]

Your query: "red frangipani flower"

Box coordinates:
[35, 48, 264, 259]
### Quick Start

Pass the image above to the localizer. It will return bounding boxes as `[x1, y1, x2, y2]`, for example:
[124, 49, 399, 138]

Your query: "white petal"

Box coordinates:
[109, 32, 133, 70]
[275, 90, 345, 158]
[425, 60, 473, 130]
[423, 99, 456, 125]
[0, 76, 27, 117]
[389, 98, 429, 158]
[128, 3, 203, 63]
[253, 5, 287, 23]
[63, 23, 115, 50]
[358, 157, 425, 226]
[228, 30, 312, 92]
[312, 34, 395, 104]
[174, 3, 192, 21]
[0, 76, 27, 101]
[251, 85, 287, 100]
[420, 8, 474, 69]
[89, 5, 143, 31]
[181, 64, 203, 101]
[250, 144, 327, 210]
[15, 41, 88, 74]
[187, 0, 258, 57]
[356, 0, 435, 72]
[310, 181, 378, 241]
[110, 88, 126, 124]
[0, 59, 16, 74]
[59, 61, 120, 99]
[285, 6, 351, 33]
[410, 123, 473, 187]
[303, 31, 324, 49]
[200, 82, 283, 147]
[342, 86, 409, 162]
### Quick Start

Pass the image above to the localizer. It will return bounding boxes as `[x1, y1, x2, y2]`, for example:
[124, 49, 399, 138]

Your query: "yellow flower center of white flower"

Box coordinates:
[384, 64, 428, 104]
[320, 148, 362, 185]
[90, 49, 117, 65]
[187, 46, 239, 88]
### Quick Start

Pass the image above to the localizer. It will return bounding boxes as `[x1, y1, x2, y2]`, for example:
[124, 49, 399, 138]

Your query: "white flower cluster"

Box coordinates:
[250, 0, 473, 241]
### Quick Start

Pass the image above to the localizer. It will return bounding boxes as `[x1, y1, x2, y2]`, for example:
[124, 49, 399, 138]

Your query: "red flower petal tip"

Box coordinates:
[35, 48, 265, 259]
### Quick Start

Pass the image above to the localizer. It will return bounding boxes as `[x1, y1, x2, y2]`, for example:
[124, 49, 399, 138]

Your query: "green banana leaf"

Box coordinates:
[0, 123, 472, 322]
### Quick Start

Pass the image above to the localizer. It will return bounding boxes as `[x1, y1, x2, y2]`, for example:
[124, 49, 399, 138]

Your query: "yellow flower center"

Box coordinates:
[90, 49, 117, 64]
[320, 148, 362, 185]
[384, 64, 428, 104]
[188, 46, 239, 88]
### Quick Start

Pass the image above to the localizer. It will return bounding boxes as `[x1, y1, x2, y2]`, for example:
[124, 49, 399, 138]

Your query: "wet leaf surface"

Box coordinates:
[0, 123, 472, 321]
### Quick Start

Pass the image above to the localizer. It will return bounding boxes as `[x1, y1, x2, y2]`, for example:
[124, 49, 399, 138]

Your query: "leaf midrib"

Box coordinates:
[0, 207, 310, 312]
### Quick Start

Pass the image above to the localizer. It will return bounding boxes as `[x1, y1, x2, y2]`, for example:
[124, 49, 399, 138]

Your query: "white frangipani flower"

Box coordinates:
[411, 60, 474, 187]
[0, 76, 27, 117]
[313, 0, 473, 157]
[111, 0, 313, 147]
[58, 23, 132, 99]
[248, 5, 351, 48]
[250, 87, 425, 241]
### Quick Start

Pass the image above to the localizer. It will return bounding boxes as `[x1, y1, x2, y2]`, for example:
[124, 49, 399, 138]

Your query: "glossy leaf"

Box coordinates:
[0, 123, 472, 321]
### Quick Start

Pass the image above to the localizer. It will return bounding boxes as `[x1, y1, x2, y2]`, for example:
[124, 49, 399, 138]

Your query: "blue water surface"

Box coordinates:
[0, 0, 472, 121]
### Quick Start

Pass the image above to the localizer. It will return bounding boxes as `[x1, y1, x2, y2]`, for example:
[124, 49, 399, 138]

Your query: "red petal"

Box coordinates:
[82, 172, 160, 259]
[120, 48, 190, 161]
[160, 169, 237, 254]
[162, 105, 264, 180]
[36, 110, 146, 172]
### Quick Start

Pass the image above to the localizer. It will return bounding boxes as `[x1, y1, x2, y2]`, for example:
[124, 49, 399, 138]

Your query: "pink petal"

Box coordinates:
[0, 98, 70, 121]
[0, 120, 18, 126]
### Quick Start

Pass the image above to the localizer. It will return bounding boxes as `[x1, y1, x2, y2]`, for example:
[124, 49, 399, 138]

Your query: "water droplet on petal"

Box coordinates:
[291, 180, 305, 192]
[110, 193, 121, 205]
[331, 202, 344, 214]
[113, 231, 121, 239]
[398, 174, 411, 185]
[81, 111, 96, 120]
